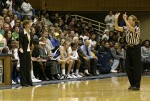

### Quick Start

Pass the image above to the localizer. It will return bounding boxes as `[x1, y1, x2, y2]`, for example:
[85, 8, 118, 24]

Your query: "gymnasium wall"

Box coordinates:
[29, 0, 150, 11]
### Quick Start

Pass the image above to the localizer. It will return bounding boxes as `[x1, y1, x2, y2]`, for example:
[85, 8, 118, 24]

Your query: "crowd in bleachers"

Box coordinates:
[0, 0, 150, 85]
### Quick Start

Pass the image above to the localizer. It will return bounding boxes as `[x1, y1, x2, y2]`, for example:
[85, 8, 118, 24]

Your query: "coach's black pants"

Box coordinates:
[126, 45, 142, 88]
[19, 51, 32, 86]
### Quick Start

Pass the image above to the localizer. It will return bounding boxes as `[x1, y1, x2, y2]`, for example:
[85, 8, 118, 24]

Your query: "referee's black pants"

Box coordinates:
[126, 45, 142, 88]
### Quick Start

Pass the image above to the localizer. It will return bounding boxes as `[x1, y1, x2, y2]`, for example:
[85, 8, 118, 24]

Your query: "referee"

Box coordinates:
[115, 13, 142, 91]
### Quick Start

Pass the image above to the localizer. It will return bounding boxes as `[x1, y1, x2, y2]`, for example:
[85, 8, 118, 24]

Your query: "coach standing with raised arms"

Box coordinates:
[115, 12, 142, 91]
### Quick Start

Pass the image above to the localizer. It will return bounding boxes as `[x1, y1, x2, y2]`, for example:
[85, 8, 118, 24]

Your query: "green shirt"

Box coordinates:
[0, 30, 5, 36]
[12, 32, 19, 41]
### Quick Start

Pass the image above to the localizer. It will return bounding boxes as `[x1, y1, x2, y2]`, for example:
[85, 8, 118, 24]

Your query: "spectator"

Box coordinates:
[12, 26, 19, 41]
[21, 0, 33, 19]
[14, 7, 22, 19]
[109, 31, 114, 41]
[89, 33, 97, 48]
[32, 41, 47, 81]
[51, 32, 60, 52]
[110, 42, 124, 73]
[4, 16, 12, 28]
[105, 11, 115, 31]
[39, 30, 54, 51]
[14, 19, 21, 28]
[73, 36, 79, 44]
[0, 16, 5, 36]
[118, 44, 126, 72]
[119, 37, 126, 48]
[11, 40, 20, 84]
[60, 38, 65, 46]
[2, 9, 8, 17]
[0, 34, 7, 50]
[31, 27, 38, 41]
[10, 14, 18, 28]
[1, 46, 9, 54]
[8, 9, 13, 17]
[3, 23, 10, 36]
[102, 29, 109, 41]
[141, 40, 150, 71]
[97, 41, 113, 74]
[4, 30, 12, 48]
[6, 0, 13, 11]
[63, 13, 71, 25]
[44, 13, 53, 26]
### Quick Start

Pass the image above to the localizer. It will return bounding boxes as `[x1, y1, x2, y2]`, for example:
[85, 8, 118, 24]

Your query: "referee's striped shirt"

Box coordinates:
[123, 26, 140, 45]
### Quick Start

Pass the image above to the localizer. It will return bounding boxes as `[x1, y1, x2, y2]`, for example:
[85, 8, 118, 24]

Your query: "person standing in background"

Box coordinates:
[105, 11, 115, 31]
[21, 0, 33, 19]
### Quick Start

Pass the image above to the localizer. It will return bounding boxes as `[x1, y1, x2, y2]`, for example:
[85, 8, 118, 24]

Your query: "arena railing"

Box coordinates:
[71, 15, 106, 34]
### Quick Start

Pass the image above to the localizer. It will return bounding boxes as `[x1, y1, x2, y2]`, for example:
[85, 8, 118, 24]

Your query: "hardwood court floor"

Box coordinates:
[0, 76, 150, 101]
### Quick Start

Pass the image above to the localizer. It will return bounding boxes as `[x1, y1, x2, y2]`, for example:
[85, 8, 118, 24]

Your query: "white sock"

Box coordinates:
[71, 69, 73, 73]
[31, 61, 35, 79]
[76, 69, 79, 74]
[62, 69, 65, 75]
[84, 69, 89, 74]
[31, 70, 35, 79]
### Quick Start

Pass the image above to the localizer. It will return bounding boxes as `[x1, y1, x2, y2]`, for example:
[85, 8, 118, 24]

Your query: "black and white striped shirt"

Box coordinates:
[123, 26, 140, 45]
